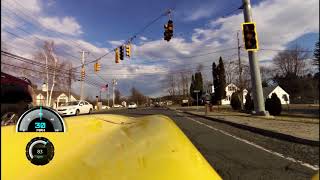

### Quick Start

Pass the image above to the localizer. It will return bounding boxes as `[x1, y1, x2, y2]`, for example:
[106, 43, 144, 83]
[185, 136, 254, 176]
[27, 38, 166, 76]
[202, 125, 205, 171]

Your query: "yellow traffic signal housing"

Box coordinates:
[94, 61, 101, 72]
[115, 48, 120, 63]
[242, 22, 259, 51]
[125, 44, 131, 58]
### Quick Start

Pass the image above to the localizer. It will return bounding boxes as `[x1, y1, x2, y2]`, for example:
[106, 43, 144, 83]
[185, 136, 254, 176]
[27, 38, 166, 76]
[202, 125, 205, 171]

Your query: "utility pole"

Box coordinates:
[43, 50, 49, 107]
[112, 79, 117, 106]
[242, 0, 268, 115]
[107, 86, 110, 106]
[80, 51, 89, 100]
[68, 64, 72, 101]
[237, 31, 244, 109]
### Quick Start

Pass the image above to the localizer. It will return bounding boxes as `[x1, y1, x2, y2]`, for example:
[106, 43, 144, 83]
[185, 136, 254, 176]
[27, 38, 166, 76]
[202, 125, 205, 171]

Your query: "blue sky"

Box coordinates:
[1, 0, 319, 99]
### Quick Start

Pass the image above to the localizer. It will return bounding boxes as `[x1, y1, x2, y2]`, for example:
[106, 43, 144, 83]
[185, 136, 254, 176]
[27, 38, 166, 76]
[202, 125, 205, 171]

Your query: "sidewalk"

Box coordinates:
[169, 106, 319, 144]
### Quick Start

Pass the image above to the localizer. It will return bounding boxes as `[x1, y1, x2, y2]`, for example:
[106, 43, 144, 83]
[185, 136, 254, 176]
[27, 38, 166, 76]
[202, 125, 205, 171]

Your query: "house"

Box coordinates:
[263, 86, 290, 104]
[221, 83, 248, 105]
[34, 89, 80, 108]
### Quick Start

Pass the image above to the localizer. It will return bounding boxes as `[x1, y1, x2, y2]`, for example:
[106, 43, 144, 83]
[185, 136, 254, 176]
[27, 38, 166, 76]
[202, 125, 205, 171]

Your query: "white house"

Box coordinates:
[263, 86, 290, 104]
[221, 83, 248, 105]
[34, 90, 80, 108]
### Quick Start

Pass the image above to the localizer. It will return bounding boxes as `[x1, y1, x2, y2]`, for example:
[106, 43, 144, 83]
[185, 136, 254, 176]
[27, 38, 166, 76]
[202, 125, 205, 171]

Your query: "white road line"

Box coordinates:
[185, 116, 319, 171]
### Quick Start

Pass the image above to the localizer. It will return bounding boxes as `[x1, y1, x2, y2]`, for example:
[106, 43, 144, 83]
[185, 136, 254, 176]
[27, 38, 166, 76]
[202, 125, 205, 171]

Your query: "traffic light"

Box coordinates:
[115, 48, 120, 63]
[94, 61, 101, 72]
[81, 67, 85, 80]
[125, 44, 131, 58]
[164, 20, 173, 42]
[119, 45, 124, 60]
[242, 22, 259, 51]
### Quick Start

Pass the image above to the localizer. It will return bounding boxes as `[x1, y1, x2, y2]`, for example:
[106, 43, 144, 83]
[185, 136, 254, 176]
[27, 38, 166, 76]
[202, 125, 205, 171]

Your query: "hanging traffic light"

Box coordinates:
[81, 67, 85, 80]
[119, 45, 124, 60]
[115, 48, 120, 63]
[94, 61, 101, 72]
[125, 44, 131, 58]
[164, 20, 173, 42]
[242, 22, 259, 51]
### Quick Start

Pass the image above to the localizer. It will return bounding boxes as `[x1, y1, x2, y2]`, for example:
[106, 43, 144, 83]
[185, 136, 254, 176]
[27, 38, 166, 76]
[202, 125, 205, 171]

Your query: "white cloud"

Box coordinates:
[108, 40, 125, 47]
[185, 8, 213, 21]
[139, 36, 148, 41]
[2, 0, 83, 36]
[38, 17, 83, 36]
[2, 0, 319, 97]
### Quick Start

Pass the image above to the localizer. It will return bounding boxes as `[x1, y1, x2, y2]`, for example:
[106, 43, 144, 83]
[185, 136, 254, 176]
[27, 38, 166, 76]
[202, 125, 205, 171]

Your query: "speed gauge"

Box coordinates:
[16, 106, 66, 132]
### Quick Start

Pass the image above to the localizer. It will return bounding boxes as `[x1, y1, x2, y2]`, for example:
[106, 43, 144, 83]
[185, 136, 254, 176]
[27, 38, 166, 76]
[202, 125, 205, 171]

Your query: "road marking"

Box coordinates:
[184, 116, 319, 171]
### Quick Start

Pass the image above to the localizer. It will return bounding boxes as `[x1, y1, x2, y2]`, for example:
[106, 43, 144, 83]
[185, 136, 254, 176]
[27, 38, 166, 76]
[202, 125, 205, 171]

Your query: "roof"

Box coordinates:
[263, 86, 276, 98]
[262, 86, 288, 98]
[34, 89, 80, 100]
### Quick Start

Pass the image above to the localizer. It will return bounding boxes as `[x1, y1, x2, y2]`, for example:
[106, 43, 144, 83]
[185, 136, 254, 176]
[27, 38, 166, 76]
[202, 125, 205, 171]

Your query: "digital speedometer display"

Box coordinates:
[16, 106, 66, 132]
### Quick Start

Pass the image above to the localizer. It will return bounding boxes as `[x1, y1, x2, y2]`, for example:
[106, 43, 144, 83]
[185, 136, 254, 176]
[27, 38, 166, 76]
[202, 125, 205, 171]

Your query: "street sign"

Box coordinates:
[193, 90, 200, 93]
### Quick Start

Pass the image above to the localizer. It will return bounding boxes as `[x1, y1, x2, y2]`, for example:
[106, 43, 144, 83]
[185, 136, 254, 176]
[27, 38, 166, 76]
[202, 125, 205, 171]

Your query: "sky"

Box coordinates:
[1, 0, 319, 99]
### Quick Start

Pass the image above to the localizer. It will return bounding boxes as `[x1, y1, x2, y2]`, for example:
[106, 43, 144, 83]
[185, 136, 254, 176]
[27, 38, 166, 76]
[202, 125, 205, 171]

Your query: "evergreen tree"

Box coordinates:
[213, 57, 227, 104]
[217, 57, 226, 100]
[212, 62, 218, 104]
[190, 75, 195, 99]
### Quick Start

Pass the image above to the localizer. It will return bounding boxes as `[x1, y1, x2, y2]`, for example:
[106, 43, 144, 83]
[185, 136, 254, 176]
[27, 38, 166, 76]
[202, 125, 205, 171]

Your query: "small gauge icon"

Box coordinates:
[26, 137, 54, 166]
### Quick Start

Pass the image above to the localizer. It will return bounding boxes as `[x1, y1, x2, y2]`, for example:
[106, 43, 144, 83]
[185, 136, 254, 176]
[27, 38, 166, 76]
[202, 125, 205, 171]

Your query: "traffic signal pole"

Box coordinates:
[242, 0, 268, 115]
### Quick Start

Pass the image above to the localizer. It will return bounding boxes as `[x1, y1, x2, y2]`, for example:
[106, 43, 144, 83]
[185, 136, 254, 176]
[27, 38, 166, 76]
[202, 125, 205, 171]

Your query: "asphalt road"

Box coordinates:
[97, 107, 319, 180]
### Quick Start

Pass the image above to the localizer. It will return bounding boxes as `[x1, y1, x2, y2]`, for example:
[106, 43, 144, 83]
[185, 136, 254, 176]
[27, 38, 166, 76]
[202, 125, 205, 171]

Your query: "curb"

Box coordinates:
[182, 111, 319, 147]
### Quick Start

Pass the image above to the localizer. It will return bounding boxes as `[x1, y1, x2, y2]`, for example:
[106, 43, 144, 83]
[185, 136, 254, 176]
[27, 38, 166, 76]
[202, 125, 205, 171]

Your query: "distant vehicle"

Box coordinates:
[154, 102, 161, 107]
[128, 102, 137, 109]
[181, 99, 189, 107]
[112, 104, 123, 108]
[102, 105, 110, 110]
[57, 100, 93, 116]
[1, 72, 35, 126]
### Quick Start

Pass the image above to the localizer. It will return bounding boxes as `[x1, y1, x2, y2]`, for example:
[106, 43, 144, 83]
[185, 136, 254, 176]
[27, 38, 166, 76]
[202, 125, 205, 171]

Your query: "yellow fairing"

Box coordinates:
[2, 114, 221, 180]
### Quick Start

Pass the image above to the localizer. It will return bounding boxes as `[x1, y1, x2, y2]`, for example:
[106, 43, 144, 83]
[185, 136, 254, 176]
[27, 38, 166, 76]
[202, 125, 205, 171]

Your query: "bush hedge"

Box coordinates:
[265, 93, 282, 116]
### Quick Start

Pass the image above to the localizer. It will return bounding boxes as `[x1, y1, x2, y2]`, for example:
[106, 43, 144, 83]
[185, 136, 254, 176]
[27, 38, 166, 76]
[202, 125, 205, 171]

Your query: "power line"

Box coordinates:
[73, 9, 172, 69]
[2, 0, 101, 60]
[1, 50, 79, 74]
[1, 17, 81, 61]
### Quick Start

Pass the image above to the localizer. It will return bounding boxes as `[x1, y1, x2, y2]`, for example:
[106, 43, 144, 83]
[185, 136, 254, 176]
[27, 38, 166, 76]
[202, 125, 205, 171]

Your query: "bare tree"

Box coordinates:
[129, 87, 147, 105]
[273, 45, 309, 77]
[224, 61, 238, 85]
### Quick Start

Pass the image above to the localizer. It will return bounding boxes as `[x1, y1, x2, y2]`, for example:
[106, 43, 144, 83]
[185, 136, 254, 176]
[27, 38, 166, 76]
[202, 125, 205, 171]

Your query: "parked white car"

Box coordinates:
[102, 105, 110, 110]
[112, 104, 123, 108]
[128, 102, 137, 109]
[57, 100, 93, 116]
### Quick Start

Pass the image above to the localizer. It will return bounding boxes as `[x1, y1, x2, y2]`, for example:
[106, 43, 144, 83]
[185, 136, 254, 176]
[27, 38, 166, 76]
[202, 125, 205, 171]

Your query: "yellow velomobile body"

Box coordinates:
[2, 114, 221, 180]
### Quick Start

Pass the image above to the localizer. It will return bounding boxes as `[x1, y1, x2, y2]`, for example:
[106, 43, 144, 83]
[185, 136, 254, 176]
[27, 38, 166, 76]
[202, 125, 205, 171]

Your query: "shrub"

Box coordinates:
[265, 93, 282, 116]
[244, 93, 254, 111]
[230, 91, 241, 110]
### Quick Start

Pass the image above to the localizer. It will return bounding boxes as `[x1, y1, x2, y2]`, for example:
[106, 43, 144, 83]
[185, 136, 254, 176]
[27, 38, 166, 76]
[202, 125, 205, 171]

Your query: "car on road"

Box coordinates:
[112, 104, 123, 108]
[128, 102, 137, 109]
[102, 105, 110, 110]
[56, 100, 93, 116]
[154, 102, 161, 107]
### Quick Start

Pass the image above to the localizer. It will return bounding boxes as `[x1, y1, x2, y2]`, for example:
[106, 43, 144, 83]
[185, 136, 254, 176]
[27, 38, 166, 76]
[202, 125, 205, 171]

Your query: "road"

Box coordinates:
[97, 107, 319, 180]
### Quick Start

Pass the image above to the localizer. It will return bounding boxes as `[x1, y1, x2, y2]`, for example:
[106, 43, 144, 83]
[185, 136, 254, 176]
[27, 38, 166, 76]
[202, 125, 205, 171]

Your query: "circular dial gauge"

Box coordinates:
[16, 106, 66, 132]
[26, 137, 54, 166]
